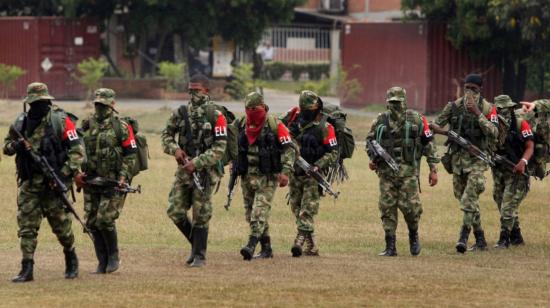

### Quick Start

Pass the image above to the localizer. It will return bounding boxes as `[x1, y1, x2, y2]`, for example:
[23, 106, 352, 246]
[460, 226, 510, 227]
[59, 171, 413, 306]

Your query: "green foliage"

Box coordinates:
[263, 62, 330, 81]
[76, 57, 108, 98]
[225, 64, 257, 100]
[158, 61, 185, 91]
[296, 79, 331, 96]
[0, 63, 26, 98]
[295, 66, 363, 101]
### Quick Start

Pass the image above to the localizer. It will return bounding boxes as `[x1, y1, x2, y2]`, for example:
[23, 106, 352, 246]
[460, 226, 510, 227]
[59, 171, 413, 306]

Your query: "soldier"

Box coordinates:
[161, 74, 227, 267]
[491, 95, 534, 248]
[280, 90, 338, 257]
[75, 88, 138, 273]
[236, 92, 295, 260]
[366, 87, 439, 256]
[3, 82, 85, 282]
[431, 74, 499, 253]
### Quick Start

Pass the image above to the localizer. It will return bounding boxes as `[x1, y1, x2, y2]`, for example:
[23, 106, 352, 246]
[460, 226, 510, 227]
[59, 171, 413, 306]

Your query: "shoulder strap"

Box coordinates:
[179, 105, 193, 149]
[49, 108, 66, 139]
[110, 116, 124, 143]
[267, 115, 279, 134]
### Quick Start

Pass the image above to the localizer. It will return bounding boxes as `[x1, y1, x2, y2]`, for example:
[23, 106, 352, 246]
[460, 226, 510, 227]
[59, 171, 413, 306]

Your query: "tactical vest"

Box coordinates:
[497, 112, 525, 164]
[289, 115, 329, 166]
[236, 116, 283, 175]
[375, 110, 424, 165]
[82, 116, 125, 178]
[449, 97, 492, 151]
[177, 103, 218, 157]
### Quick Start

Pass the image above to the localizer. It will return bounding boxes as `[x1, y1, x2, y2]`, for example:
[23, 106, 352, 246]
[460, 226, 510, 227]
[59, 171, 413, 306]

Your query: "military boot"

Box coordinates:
[510, 226, 525, 246]
[304, 232, 319, 256]
[91, 230, 108, 274]
[175, 220, 194, 265]
[240, 236, 259, 261]
[291, 231, 306, 257]
[455, 225, 471, 254]
[64, 248, 79, 279]
[12, 259, 34, 283]
[408, 228, 421, 256]
[189, 227, 208, 268]
[254, 236, 274, 259]
[102, 228, 120, 273]
[494, 229, 510, 249]
[378, 233, 397, 256]
[468, 229, 488, 251]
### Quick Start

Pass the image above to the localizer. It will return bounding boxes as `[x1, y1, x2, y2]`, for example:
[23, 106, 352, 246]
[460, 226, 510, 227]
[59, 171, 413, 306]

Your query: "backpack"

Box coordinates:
[112, 116, 149, 177]
[518, 110, 550, 179]
[178, 103, 238, 166]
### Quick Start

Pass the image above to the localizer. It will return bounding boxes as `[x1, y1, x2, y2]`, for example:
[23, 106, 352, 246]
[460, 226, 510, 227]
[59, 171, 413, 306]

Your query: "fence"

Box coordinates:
[261, 25, 331, 63]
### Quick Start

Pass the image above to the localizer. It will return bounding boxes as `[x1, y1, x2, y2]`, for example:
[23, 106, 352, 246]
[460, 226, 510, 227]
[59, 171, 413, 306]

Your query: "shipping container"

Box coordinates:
[0, 17, 100, 100]
[341, 22, 502, 113]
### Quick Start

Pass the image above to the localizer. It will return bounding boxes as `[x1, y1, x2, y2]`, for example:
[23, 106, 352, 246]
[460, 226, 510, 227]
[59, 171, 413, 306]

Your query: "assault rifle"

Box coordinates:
[366, 140, 400, 173]
[10, 125, 93, 242]
[492, 154, 529, 179]
[83, 176, 142, 193]
[430, 125, 494, 166]
[224, 162, 239, 210]
[179, 156, 205, 194]
[295, 156, 339, 199]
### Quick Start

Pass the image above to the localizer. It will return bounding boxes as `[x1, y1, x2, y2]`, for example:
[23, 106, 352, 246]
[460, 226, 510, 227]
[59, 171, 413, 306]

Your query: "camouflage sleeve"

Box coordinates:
[3, 129, 18, 156]
[161, 111, 181, 156]
[422, 141, 440, 171]
[434, 102, 453, 127]
[534, 99, 550, 114]
[276, 120, 295, 176]
[479, 105, 499, 140]
[60, 116, 85, 177]
[314, 123, 338, 169]
[119, 121, 138, 180]
[192, 111, 227, 170]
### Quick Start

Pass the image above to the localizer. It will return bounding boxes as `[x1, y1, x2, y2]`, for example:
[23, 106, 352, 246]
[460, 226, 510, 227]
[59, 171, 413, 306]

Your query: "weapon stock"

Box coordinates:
[295, 156, 339, 199]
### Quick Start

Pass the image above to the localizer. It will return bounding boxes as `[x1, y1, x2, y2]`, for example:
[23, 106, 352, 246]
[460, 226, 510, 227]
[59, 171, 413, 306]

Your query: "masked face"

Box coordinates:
[300, 107, 319, 123]
[189, 87, 208, 105]
[245, 105, 267, 127]
[95, 103, 113, 121]
[498, 107, 512, 121]
[388, 100, 405, 120]
[28, 100, 51, 120]
[464, 84, 481, 103]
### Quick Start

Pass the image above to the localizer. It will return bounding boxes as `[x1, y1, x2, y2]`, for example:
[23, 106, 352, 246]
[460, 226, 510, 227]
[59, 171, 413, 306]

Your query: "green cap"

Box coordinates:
[494, 94, 516, 108]
[93, 88, 116, 107]
[299, 90, 319, 109]
[245, 92, 264, 108]
[386, 86, 406, 102]
[24, 82, 54, 104]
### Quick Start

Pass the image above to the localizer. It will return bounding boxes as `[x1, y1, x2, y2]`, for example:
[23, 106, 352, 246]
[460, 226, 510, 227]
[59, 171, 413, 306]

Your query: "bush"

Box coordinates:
[76, 57, 108, 98]
[296, 79, 331, 96]
[158, 61, 185, 91]
[295, 66, 363, 101]
[0, 63, 26, 98]
[226, 64, 259, 100]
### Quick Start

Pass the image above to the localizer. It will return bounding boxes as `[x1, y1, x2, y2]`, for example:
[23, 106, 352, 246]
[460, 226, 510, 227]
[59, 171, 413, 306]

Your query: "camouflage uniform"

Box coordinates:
[236, 92, 295, 260]
[367, 87, 439, 256]
[161, 81, 227, 267]
[3, 82, 85, 282]
[434, 76, 499, 253]
[80, 88, 138, 273]
[280, 90, 338, 257]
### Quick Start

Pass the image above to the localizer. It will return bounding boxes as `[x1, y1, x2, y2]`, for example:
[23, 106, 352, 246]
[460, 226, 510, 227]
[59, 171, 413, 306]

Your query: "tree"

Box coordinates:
[402, 0, 550, 101]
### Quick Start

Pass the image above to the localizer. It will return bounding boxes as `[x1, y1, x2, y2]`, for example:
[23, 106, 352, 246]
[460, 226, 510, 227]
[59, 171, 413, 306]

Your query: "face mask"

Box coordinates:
[245, 107, 267, 127]
[498, 108, 512, 121]
[28, 100, 51, 120]
[388, 101, 405, 120]
[300, 108, 319, 122]
[95, 104, 113, 121]
[464, 88, 481, 103]
[189, 89, 208, 105]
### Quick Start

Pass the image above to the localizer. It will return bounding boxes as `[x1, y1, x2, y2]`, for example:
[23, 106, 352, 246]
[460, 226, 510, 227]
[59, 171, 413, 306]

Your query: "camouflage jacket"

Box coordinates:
[434, 97, 499, 174]
[161, 98, 227, 172]
[367, 110, 439, 178]
[534, 99, 550, 114]
[3, 105, 85, 185]
[80, 115, 138, 181]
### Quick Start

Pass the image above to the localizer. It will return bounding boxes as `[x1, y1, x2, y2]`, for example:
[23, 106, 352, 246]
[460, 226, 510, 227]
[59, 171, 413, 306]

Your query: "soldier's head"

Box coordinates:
[24, 82, 54, 116]
[93, 88, 117, 120]
[386, 86, 407, 115]
[464, 73, 482, 96]
[188, 73, 209, 103]
[494, 94, 516, 119]
[299, 90, 322, 122]
[245, 92, 268, 124]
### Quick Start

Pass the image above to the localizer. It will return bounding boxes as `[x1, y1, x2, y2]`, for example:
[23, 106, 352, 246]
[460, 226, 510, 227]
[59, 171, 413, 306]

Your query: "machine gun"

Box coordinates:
[366, 139, 400, 173]
[492, 154, 529, 179]
[430, 125, 494, 166]
[224, 162, 239, 210]
[295, 156, 339, 199]
[83, 176, 142, 193]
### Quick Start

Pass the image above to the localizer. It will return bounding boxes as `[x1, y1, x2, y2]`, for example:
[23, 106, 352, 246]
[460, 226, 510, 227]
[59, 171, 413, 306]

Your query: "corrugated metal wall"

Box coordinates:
[341, 22, 502, 113]
[0, 17, 100, 99]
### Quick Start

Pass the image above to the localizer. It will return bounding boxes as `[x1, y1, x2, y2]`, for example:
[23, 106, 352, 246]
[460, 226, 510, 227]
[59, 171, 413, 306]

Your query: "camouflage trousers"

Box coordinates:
[241, 173, 277, 238]
[378, 175, 422, 236]
[84, 189, 126, 232]
[453, 171, 485, 231]
[17, 180, 75, 260]
[289, 174, 319, 233]
[167, 166, 220, 228]
[492, 167, 529, 232]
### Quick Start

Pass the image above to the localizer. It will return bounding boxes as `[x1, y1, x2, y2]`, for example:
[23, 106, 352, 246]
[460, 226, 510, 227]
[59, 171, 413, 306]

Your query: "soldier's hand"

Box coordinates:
[75, 173, 86, 189]
[429, 170, 438, 186]
[369, 162, 377, 171]
[183, 160, 196, 174]
[520, 101, 536, 113]
[14, 140, 32, 152]
[513, 160, 527, 175]
[175, 148, 187, 165]
[465, 98, 481, 116]
[278, 174, 289, 187]
[118, 176, 127, 188]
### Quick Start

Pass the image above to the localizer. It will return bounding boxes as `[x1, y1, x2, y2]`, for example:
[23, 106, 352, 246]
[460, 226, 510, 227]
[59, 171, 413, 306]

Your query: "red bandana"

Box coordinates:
[245, 109, 267, 145]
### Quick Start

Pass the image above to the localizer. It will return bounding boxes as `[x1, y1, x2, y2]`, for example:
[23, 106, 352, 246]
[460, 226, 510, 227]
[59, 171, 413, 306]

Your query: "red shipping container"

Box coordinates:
[341, 22, 502, 113]
[0, 17, 100, 100]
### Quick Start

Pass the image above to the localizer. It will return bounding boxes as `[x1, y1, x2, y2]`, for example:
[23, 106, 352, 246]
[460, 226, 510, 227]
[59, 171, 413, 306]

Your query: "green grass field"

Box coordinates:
[0, 100, 549, 307]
